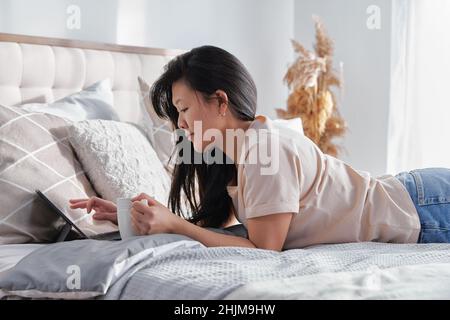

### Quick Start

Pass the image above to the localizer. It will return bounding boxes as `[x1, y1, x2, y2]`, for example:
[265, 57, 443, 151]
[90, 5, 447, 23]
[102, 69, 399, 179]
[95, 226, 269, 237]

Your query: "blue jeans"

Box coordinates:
[395, 168, 450, 243]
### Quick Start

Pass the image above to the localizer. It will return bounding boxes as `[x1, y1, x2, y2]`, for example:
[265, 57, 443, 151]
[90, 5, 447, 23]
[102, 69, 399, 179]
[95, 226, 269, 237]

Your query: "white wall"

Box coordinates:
[0, 1, 7, 30]
[0, 0, 393, 175]
[295, 0, 392, 176]
[0, 0, 294, 118]
[0, 0, 119, 42]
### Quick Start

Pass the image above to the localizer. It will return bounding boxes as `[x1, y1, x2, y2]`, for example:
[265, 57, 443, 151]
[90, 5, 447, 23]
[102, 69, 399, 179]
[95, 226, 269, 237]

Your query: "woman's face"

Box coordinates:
[172, 80, 227, 153]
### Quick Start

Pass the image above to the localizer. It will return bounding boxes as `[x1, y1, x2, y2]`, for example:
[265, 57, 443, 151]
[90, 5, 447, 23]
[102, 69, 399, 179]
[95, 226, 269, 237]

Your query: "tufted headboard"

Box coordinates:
[0, 33, 184, 123]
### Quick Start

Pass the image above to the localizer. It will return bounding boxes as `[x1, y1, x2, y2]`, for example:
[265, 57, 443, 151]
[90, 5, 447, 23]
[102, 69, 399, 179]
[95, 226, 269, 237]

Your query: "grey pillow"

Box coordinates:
[21, 79, 119, 122]
[0, 234, 201, 300]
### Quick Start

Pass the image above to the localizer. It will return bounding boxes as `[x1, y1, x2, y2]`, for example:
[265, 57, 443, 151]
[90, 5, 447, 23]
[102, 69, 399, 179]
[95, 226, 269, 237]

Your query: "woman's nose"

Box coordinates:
[177, 115, 186, 130]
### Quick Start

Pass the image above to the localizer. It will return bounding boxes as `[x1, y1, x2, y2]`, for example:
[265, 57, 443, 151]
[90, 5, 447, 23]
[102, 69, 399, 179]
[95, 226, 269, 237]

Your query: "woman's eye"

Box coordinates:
[181, 108, 188, 113]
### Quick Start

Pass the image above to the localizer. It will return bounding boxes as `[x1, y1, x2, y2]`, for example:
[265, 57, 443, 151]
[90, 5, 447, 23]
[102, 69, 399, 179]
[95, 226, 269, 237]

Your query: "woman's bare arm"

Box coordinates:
[172, 212, 294, 251]
[173, 218, 257, 248]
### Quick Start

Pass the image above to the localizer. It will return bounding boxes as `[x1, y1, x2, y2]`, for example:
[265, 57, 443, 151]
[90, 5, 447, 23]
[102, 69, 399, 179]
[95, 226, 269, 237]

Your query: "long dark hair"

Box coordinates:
[150, 46, 257, 227]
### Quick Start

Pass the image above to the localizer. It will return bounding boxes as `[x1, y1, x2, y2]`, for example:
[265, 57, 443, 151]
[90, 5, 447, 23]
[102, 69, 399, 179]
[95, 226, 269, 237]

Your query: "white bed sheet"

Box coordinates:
[224, 262, 450, 299]
[0, 244, 46, 273]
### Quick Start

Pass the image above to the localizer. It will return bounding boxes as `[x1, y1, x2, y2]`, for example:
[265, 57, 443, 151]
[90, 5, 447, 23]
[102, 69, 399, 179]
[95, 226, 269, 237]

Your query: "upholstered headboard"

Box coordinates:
[0, 33, 184, 123]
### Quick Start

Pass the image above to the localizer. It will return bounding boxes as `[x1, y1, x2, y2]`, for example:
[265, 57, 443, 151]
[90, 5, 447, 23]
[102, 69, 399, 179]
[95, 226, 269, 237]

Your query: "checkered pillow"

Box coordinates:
[137, 76, 177, 174]
[0, 104, 117, 244]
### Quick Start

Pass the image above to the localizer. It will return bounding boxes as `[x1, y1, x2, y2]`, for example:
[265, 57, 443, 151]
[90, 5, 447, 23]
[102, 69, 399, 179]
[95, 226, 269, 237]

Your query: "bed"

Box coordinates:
[0, 33, 450, 300]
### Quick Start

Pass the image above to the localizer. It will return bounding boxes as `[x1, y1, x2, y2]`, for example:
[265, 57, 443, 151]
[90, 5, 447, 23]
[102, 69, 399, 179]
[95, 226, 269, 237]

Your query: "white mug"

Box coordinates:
[116, 197, 151, 240]
[116, 198, 137, 240]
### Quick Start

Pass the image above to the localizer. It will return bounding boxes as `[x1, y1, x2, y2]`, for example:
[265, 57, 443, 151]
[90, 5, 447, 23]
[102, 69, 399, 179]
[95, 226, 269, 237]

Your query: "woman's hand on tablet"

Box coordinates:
[69, 197, 118, 225]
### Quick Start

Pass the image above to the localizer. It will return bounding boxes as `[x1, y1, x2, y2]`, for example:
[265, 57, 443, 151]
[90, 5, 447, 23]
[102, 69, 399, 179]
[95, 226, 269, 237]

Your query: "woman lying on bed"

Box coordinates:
[69, 45, 450, 251]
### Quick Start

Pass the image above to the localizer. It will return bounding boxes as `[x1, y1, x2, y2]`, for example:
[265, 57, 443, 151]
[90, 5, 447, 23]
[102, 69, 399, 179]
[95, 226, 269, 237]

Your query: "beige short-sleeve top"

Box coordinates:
[226, 115, 420, 249]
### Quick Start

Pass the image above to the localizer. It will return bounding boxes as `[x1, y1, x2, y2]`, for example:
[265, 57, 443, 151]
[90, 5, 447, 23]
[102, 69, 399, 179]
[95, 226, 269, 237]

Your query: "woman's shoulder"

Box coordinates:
[239, 115, 323, 166]
[247, 126, 315, 155]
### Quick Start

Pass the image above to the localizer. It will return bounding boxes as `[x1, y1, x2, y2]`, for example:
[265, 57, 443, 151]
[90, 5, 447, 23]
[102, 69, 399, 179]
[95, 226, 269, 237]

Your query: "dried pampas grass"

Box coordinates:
[276, 16, 347, 158]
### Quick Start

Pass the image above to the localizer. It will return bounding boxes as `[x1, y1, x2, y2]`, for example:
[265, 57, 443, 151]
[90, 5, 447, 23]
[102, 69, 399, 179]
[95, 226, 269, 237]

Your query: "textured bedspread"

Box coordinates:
[117, 241, 450, 300]
[1, 234, 449, 300]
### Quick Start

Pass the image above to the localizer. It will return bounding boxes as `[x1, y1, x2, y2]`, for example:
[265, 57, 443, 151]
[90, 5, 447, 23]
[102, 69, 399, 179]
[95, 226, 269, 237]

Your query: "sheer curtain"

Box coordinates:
[387, 0, 450, 174]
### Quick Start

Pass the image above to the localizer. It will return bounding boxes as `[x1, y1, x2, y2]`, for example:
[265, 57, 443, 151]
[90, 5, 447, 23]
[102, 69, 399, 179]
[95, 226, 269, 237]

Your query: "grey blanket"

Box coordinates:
[1, 233, 449, 300]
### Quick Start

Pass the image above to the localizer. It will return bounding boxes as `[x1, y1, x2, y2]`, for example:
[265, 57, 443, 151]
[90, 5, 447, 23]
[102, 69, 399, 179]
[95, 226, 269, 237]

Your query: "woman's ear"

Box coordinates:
[215, 90, 229, 115]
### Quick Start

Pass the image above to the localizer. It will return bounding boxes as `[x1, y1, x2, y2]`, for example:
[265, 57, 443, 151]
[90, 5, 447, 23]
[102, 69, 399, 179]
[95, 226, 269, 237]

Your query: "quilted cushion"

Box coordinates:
[67, 120, 172, 207]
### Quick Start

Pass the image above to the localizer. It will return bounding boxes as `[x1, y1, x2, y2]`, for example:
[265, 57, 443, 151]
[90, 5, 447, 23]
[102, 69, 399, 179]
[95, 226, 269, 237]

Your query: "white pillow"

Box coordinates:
[67, 120, 171, 206]
[137, 76, 176, 174]
[21, 79, 119, 122]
